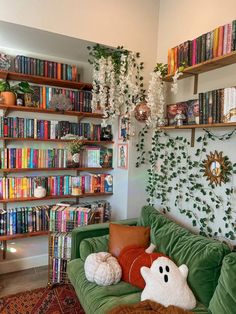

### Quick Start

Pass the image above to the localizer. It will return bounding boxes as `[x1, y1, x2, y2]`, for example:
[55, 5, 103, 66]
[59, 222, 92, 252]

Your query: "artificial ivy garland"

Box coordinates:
[136, 128, 236, 243]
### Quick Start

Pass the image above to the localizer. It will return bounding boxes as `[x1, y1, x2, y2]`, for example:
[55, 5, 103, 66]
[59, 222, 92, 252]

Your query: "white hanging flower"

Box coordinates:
[171, 70, 183, 94]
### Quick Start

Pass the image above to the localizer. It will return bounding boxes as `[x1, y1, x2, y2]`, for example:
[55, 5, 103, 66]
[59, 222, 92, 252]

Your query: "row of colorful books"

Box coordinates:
[0, 148, 68, 169]
[49, 200, 111, 232]
[166, 87, 236, 125]
[24, 86, 92, 112]
[51, 257, 69, 283]
[14, 55, 79, 81]
[0, 205, 50, 236]
[80, 147, 113, 168]
[0, 174, 113, 199]
[168, 19, 236, 74]
[0, 116, 109, 141]
[51, 233, 72, 260]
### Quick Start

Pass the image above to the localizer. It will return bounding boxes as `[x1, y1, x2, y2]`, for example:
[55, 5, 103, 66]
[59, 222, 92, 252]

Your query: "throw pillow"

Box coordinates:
[108, 223, 150, 258]
[141, 256, 196, 310]
[118, 245, 166, 289]
[84, 252, 122, 286]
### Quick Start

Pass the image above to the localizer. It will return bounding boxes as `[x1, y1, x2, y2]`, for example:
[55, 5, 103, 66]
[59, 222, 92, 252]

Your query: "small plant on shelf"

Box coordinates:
[0, 80, 33, 106]
[67, 138, 84, 167]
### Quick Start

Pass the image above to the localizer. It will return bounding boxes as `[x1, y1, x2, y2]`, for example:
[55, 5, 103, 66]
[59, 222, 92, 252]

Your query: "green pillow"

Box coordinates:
[208, 252, 236, 314]
[80, 235, 109, 261]
[138, 206, 230, 307]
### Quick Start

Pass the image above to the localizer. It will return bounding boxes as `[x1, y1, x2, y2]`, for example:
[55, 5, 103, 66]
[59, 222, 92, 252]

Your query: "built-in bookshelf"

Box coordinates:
[0, 64, 114, 259]
[48, 200, 111, 284]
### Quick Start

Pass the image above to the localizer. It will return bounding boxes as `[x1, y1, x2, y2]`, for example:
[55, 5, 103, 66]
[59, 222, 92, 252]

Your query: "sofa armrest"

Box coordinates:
[71, 218, 138, 260]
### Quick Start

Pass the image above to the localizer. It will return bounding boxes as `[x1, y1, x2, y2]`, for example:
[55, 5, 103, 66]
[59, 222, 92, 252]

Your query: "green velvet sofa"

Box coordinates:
[67, 205, 236, 314]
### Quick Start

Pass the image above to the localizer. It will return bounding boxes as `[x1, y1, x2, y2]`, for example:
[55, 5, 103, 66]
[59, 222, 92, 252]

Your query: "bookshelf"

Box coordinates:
[163, 50, 236, 82]
[0, 192, 113, 203]
[0, 68, 114, 260]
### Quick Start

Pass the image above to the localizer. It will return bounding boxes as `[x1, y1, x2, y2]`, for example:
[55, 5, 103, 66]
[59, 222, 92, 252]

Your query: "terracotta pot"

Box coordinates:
[0, 91, 16, 106]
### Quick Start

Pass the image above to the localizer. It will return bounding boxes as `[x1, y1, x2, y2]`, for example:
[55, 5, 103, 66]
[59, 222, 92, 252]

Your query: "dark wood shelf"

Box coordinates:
[163, 50, 236, 82]
[0, 230, 49, 241]
[161, 122, 236, 130]
[0, 167, 113, 173]
[0, 137, 114, 144]
[0, 192, 113, 203]
[0, 70, 92, 90]
[0, 104, 104, 119]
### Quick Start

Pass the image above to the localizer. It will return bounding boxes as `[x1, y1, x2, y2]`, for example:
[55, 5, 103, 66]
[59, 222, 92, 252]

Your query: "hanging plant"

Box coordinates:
[87, 44, 145, 139]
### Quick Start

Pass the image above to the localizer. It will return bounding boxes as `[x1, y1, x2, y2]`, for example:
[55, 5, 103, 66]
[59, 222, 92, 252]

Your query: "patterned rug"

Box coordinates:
[0, 284, 85, 314]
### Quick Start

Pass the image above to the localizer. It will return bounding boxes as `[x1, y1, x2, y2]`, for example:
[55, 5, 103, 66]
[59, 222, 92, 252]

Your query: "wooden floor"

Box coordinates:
[0, 266, 48, 298]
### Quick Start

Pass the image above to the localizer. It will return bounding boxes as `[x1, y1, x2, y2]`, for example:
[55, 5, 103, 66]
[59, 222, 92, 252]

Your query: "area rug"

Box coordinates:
[0, 284, 85, 314]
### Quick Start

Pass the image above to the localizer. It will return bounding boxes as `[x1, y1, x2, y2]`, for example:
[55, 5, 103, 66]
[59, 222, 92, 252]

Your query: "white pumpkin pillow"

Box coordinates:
[84, 252, 122, 286]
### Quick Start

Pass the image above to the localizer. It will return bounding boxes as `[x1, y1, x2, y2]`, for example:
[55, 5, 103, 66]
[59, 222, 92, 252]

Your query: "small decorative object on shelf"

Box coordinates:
[0, 53, 12, 71]
[49, 94, 73, 112]
[67, 138, 84, 167]
[134, 101, 151, 122]
[34, 177, 47, 198]
[101, 125, 113, 141]
[174, 109, 186, 126]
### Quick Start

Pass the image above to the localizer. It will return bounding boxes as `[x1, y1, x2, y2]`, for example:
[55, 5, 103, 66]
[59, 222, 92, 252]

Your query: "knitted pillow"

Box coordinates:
[118, 246, 166, 289]
[84, 252, 122, 286]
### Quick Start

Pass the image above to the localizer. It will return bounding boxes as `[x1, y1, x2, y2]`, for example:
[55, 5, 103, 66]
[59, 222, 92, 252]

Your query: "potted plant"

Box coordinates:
[67, 139, 84, 167]
[0, 80, 33, 106]
[33, 177, 47, 198]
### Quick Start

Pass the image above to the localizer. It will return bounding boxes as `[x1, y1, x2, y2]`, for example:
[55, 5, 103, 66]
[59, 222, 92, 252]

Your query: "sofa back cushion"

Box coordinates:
[80, 235, 109, 261]
[138, 206, 231, 307]
[208, 252, 236, 314]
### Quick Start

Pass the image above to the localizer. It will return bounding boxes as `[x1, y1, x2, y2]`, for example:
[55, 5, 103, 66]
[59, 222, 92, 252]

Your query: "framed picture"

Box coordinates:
[118, 115, 129, 141]
[117, 143, 128, 169]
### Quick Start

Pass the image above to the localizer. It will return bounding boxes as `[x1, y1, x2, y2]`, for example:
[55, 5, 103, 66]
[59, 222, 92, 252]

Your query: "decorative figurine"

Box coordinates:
[174, 109, 186, 126]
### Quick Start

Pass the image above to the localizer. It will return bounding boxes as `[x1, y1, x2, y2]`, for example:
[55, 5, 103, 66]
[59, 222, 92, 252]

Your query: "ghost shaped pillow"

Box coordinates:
[141, 256, 196, 310]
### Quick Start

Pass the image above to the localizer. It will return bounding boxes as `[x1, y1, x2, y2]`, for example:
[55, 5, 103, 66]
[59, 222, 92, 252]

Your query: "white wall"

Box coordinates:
[156, 0, 236, 242]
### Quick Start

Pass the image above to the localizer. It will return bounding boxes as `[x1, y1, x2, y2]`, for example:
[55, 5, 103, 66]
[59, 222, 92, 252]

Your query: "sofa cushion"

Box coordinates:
[80, 234, 109, 261]
[67, 258, 209, 314]
[208, 252, 236, 314]
[108, 223, 150, 257]
[137, 206, 231, 307]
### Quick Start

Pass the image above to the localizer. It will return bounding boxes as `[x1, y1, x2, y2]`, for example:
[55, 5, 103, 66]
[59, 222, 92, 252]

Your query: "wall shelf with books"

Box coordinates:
[0, 167, 113, 173]
[0, 138, 114, 144]
[0, 230, 49, 242]
[0, 70, 92, 90]
[164, 50, 236, 82]
[0, 105, 104, 119]
[0, 193, 113, 203]
[161, 122, 236, 130]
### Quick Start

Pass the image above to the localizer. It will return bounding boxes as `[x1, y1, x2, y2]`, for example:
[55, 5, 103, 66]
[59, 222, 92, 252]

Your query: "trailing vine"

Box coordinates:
[138, 128, 236, 243]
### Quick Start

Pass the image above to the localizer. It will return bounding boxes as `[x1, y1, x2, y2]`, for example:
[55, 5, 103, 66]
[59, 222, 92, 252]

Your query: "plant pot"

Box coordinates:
[0, 91, 16, 106]
[34, 186, 47, 198]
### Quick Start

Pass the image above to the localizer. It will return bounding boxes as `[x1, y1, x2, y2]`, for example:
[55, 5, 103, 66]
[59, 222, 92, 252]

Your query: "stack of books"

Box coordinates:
[0, 148, 68, 169]
[26, 86, 92, 112]
[0, 205, 50, 236]
[0, 116, 107, 140]
[14, 55, 79, 81]
[0, 174, 113, 199]
[168, 19, 236, 74]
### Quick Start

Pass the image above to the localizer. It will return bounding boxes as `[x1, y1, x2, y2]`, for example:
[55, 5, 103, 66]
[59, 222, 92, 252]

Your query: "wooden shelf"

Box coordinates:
[0, 230, 48, 241]
[161, 122, 236, 130]
[0, 167, 113, 173]
[163, 51, 236, 82]
[0, 192, 113, 203]
[0, 70, 92, 90]
[0, 137, 114, 144]
[0, 104, 104, 119]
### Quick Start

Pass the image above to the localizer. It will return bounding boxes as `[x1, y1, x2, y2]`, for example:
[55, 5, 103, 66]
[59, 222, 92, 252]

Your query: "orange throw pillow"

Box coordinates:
[108, 223, 150, 258]
[118, 246, 167, 289]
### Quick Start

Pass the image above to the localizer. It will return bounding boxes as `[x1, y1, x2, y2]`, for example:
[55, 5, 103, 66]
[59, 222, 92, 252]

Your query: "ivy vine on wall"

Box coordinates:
[136, 127, 236, 242]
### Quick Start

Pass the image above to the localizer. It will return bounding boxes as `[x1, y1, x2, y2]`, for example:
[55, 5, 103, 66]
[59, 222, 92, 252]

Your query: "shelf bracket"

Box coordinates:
[193, 74, 198, 95]
[191, 128, 195, 147]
